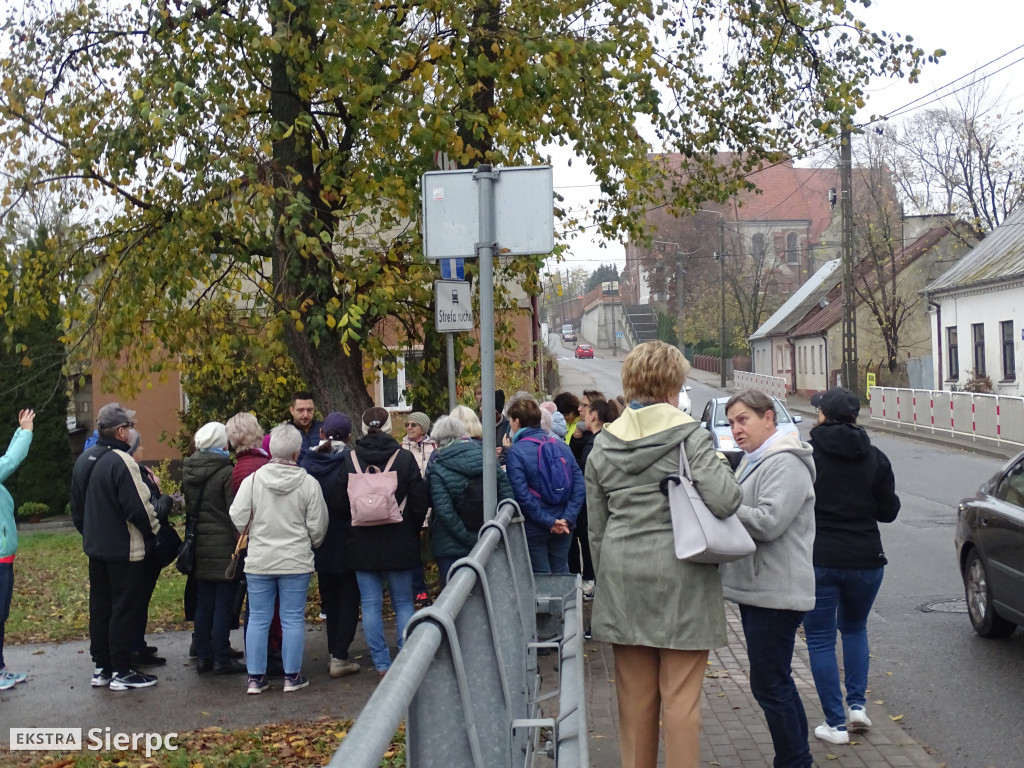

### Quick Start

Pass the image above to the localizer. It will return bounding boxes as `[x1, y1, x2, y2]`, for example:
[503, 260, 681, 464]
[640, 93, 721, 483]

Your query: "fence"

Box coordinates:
[869, 386, 1024, 447]
[733, 371, 789, 401]
[327, 499, 587, 768]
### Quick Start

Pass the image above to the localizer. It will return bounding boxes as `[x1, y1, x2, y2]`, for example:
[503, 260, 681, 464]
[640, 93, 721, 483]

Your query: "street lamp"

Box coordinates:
[697, 209, 728, 388]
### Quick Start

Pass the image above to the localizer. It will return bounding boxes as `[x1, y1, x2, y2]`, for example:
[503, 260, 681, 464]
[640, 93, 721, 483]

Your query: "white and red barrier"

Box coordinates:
[734, 371, 789, 401]
[869, 386, 1024, 448]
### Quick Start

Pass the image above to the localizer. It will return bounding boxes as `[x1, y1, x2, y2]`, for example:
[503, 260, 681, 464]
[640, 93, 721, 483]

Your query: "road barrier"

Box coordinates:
[869, 386, 1024, 448]
[734, 371, 789, 401]
[327, 499, 587, 768]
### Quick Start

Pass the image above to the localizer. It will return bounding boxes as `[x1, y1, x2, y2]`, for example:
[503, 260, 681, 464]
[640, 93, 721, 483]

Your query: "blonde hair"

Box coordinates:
[450, 405, 483, 439]
[226, 412, 264, 453]
[621, 341, 689, 403]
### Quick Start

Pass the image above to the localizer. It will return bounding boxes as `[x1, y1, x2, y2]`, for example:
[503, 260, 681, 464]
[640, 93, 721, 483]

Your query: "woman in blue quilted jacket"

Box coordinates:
[504, 397, 585, 574]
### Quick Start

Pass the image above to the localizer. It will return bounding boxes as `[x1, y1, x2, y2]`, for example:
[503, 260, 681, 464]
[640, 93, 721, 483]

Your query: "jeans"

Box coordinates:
[435, 556, 460, 589]
[356, 569, 416, 672]
[318, 571, 360, 660]
[803, 566, 885, 727]
[245, 572, 311, 676]
[0, 562, 12, 670]
[194, 579, 238, 664]
[739, 604, 813, 768]
[525, 529, 572, 574]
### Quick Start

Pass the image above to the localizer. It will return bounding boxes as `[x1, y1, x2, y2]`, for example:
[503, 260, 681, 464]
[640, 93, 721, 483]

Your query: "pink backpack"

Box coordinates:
[348, 450, 406, 526]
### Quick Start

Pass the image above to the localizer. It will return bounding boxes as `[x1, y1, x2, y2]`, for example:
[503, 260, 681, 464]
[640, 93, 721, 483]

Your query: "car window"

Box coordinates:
[713, 403, 730, 428]
[995, 460, 1024, 507]
[700, 403, 712, 425]
[773, 399, 793, 424]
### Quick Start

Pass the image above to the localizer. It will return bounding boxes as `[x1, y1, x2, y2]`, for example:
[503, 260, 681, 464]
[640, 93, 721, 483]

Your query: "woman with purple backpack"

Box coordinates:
[504, 397, 586, 574]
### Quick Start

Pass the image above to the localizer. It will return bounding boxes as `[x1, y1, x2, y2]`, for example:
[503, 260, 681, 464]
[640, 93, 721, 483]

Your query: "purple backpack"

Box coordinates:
[522, 436, 573, 505]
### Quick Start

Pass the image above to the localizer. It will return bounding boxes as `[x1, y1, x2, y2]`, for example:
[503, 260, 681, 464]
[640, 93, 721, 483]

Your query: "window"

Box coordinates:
[972, 323, 986, 376]
[819, 344, 825, 375]
[752, 233, 766, 263]
[378, 349, 424, 409]
[947, 327, 959, 380]
[1002, 320, 1016, 381]
[996, 460, 1024, 506]
[811, 344, 816, 375]
[786, 232, 799, 265]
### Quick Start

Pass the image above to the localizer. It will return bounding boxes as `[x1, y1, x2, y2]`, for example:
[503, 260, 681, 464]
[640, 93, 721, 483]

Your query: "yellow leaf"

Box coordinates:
[20, 356, 31, 367]
[890, 713, 903, 721]
[295, 319, 304, 332]
[326, 315, 336, 328]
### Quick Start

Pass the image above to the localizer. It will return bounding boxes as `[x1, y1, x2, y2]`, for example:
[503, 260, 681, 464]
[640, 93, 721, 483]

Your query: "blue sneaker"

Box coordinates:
[0, 675, 15, 691]
[0, 668, 27, 684]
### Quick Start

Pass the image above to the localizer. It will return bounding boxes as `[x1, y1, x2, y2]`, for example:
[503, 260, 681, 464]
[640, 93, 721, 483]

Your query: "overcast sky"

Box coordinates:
[547, 0, 1024, 276]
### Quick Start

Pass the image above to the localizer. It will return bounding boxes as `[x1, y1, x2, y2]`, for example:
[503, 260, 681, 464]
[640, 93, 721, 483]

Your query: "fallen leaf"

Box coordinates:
[874, 699, 884, 705]
[890, 714, 904, 721]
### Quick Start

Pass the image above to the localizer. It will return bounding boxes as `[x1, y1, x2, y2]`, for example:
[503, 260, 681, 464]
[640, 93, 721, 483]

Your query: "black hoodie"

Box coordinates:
[809, 421, 900, 569]
[337, 431, 428, 571]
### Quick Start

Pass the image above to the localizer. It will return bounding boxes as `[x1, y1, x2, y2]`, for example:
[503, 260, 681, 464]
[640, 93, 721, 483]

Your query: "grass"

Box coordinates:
[0, 720, 408, 768]
[7, 524, 329, 645]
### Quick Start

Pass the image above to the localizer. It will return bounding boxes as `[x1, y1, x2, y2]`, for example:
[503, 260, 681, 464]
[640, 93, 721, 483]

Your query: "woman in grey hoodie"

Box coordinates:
[720, 390, 816, 768]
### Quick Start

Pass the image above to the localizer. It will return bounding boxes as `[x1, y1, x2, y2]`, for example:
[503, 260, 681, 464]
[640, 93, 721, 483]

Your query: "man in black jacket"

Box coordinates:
[70, 403, 161, 691]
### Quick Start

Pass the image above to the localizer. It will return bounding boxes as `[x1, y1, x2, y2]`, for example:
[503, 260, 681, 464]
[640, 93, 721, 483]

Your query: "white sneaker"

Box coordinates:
[848, 706, 872, 730]
[581, 580, 595, 600]
[814, 722, 849, 745]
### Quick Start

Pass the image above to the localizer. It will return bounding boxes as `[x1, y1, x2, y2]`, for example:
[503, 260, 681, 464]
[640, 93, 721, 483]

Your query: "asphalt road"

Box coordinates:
[556, 340, 1023, 768]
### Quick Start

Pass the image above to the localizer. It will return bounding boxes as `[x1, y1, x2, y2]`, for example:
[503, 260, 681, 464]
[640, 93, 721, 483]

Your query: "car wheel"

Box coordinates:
[964, 549, 1016, 638]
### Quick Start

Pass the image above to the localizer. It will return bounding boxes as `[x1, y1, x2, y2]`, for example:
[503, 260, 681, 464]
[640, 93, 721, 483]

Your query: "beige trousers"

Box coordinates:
[612, 644, 709, 768]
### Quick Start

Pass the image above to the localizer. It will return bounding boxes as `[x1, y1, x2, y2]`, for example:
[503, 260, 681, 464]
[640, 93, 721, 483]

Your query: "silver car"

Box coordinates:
[698, 395, 803, 466]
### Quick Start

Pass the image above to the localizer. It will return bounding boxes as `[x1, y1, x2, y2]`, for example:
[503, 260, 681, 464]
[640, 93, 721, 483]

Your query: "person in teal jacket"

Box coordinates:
[0, 408, 35, 690]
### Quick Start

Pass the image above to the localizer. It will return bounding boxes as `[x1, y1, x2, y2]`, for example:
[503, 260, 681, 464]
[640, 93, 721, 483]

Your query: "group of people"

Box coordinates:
[589, 341, 900, 768]
[1, 339, 899, 766]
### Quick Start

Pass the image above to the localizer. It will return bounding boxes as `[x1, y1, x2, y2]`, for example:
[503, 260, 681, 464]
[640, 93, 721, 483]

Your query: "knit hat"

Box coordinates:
[361, 406, 392, 435]
[406, 411, 430, 433]
[539, 401, 557, 414]
[194, 422, 228, 452]
[322, 412, 352, 440]
[96, 402, 136, 431]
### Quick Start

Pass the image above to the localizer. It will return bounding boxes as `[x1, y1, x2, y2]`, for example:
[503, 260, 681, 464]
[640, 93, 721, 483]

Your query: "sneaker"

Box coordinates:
[583, 627, 592, 640]
[581, 580, 595, 600]
[90, 668, 112, 688]
[247, 674, 269, 695]
[0, 675, 16, 691]
[415, 591, 431, 608]
[848, 706, 872, 731]
[329, 657, 361, 678]
[283, 673, 309, 692]
[0, 667, 27, 684]
[814, 722, 849, 745]
[109, 670, 158, 691]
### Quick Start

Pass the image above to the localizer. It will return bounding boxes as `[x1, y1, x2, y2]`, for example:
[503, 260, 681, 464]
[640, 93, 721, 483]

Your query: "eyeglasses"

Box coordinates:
[121, 421, 135, 429]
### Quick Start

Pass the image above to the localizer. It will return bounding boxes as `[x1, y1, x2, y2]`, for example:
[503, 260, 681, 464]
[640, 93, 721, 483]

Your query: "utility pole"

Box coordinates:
[718, 218, 727, 388]
[675, 249, 685, 358]
[840, 124, 858, 392]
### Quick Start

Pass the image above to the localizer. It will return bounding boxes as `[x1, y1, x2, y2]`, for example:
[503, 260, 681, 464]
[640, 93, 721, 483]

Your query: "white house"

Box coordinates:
[922, 206, 1024, 393]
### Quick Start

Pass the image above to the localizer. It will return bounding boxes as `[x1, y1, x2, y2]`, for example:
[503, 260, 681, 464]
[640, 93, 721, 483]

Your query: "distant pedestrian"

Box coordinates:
[0, 409, 35, 690]
[70, 403, 162, 691]
[804, 387, 900, 745]
[231, 423, 327, 695]
[720, 390, 817, 768]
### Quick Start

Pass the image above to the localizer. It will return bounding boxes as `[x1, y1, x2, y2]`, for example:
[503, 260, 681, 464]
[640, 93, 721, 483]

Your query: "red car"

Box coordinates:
[574, 344, 594, 359]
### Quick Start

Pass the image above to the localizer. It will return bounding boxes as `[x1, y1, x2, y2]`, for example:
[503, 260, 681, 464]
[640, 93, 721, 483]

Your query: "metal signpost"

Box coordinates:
[422, 165, 553, 516]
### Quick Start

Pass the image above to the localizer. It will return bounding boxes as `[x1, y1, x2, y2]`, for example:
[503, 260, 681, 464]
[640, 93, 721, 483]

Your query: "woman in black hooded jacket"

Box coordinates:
[804, 387, 900, 746]
[337, 407, 428, 676]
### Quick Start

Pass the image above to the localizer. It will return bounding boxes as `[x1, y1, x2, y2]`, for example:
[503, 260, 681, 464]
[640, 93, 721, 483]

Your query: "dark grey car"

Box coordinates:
[956, 451, 1024, 637]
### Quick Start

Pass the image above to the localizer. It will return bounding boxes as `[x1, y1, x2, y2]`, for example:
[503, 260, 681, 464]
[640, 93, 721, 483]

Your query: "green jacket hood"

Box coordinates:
[599, 403, 699, 475]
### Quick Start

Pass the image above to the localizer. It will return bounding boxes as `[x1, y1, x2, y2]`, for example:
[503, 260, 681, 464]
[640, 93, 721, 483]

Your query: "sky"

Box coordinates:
[546, 0, 1024, 277]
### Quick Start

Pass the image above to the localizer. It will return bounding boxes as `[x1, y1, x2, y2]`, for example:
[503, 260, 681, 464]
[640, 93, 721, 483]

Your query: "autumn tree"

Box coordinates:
[0, 1, 932, 415]
[882, 81, 1024, 236]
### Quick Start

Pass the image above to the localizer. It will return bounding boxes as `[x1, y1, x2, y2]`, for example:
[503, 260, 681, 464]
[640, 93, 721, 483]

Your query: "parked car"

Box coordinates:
[956, 451, 1024, 637]
[562, 330, 577, 342]
[574, 344, 594, 359]
[698, 395, 802, 467]
[678, 385, 692, 414]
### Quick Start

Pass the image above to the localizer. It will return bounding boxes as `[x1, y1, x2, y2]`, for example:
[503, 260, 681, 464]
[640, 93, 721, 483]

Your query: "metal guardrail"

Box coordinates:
[734, 370, 788, 400]
[869, 386, 1024, 447]
[327, 499, 587, 768]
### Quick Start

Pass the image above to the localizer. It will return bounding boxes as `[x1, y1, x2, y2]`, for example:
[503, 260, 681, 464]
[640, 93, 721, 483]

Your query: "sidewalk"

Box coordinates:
[585, 602, 942, 768]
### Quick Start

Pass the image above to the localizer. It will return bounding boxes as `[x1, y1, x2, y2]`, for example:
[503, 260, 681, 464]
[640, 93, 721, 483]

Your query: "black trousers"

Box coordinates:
[88, 558, 150, 675]
[318, 571, 361, 660]
[133, 555, 162, 652]
[568, 506, 595, 581]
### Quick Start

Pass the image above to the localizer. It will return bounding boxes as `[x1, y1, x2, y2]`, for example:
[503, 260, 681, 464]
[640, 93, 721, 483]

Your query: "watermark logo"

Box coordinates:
[10, 728, 178, 757]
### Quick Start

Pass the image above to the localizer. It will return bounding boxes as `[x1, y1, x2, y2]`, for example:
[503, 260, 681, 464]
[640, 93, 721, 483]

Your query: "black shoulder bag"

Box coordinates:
[175, 477, 210, 575]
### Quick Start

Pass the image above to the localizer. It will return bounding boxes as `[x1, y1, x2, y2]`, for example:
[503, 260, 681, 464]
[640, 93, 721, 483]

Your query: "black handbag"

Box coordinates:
[175, 477, 209, 575]
[154, 523, 184, 569]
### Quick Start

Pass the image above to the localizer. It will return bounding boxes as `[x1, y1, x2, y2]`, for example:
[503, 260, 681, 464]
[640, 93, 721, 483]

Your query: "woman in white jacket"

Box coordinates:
[230, 423, 327, 695]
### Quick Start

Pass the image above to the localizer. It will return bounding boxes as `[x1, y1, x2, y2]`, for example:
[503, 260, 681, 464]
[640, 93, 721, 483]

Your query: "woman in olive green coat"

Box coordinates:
[586, 341, 742, 768]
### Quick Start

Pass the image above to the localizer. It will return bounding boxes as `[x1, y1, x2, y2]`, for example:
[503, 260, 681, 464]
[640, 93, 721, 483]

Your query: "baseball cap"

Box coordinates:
[96, 402, 137, 431]
[810, 387, 861, 420]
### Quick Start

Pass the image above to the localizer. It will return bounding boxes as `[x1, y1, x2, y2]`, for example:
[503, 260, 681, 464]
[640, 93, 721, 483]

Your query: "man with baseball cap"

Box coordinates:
[71, 403, 162, 691]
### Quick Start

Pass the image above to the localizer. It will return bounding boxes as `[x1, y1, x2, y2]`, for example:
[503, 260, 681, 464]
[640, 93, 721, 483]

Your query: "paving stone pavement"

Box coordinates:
[584, 602, 943, 768]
